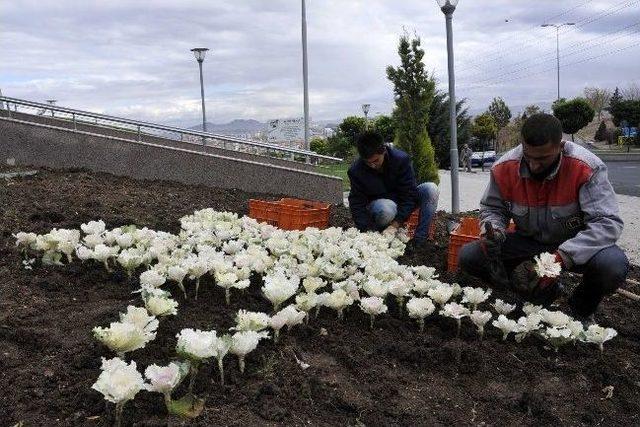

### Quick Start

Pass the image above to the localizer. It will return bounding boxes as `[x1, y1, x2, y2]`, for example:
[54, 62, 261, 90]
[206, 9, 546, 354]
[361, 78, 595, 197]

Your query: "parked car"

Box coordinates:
[471, 150, 496, 166]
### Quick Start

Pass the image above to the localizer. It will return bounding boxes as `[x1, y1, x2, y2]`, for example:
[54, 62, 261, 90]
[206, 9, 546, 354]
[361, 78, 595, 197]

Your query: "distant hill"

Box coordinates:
[190, 119, 265, 134]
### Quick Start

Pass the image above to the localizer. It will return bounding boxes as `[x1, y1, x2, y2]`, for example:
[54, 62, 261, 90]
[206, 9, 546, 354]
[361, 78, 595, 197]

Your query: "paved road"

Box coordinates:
[605, 161, 640, 197]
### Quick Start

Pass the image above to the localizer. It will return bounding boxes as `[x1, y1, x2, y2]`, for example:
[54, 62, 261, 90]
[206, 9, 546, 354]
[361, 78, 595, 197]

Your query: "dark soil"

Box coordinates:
[1, 167, 639, 426]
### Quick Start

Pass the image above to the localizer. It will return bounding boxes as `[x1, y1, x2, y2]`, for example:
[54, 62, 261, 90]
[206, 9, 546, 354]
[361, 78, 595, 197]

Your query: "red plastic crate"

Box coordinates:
[405, 209, 436, 239]
[447, 217, 516, 272]
[248, 198, 330, 230]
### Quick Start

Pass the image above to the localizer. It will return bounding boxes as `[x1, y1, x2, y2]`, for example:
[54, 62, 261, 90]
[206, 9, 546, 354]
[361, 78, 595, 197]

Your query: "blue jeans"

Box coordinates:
[458, 232, 630, 315]
[366, 182, 439, 239]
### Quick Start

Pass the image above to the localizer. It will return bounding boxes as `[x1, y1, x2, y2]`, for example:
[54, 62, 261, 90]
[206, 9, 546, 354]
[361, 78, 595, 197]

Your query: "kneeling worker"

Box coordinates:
[347, 130, 439, 251]
[459, 113, 629, 318]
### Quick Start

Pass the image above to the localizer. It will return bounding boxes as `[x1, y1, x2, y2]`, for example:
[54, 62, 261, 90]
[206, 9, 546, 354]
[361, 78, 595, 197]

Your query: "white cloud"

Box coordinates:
[1, 0, 638, 125]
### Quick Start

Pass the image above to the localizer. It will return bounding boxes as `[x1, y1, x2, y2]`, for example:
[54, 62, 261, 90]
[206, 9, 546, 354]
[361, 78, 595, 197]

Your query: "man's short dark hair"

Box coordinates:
[521, 113, 563, 146]
[356, 130, 385, 158]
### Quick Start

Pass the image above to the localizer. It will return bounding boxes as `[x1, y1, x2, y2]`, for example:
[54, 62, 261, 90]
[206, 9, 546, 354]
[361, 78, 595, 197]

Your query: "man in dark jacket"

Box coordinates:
[347, 130, 439, 247]
[458, 113, 629, 318]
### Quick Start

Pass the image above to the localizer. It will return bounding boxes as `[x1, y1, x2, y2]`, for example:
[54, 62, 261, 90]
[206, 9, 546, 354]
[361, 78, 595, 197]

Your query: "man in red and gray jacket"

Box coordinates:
[459, 113, 629, 318]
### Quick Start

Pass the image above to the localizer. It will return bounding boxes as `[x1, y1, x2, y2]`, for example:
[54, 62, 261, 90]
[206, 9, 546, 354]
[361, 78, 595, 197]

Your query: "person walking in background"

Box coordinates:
[461, 144, 473, 172]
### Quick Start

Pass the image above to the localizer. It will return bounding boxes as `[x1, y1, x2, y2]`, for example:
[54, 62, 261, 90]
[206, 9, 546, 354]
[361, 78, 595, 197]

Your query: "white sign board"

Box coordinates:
[266, 117, 305, 143]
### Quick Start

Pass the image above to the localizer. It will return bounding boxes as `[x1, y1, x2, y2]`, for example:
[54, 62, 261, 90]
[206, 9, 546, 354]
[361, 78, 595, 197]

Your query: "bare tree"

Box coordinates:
[622, 82, 640, 101]
[583, 87, 611, 120]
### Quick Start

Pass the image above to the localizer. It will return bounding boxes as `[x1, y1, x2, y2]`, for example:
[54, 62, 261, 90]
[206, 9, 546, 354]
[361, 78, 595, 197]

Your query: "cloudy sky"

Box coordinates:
[2, 0, 639, 127]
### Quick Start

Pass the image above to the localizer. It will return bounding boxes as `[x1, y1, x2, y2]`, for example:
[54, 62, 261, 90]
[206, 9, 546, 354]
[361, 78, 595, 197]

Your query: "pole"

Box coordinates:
[445, 12, 459, 214]
[301, 0, 310, 151]
[556, 27, 560, 101]
[198, 60, 207, 134]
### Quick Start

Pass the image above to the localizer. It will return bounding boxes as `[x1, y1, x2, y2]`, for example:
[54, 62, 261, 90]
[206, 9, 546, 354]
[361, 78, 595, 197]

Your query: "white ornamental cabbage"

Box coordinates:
[411, 265, 438, 280]
[359, 296, 388, 329]
[295, 292, 318, 321]
[427, 283, 454, 306]
[567, 320, 585, 341]
[76, 245, 93, 261]
[278, 305, 306, 329]
[539, 309, 572, 328]
[142, 288, 178, 317]
[514, 313, 543, 342]
[492, 299, 517, 316]
[167, 265, 188, 299]
[115, 233, 134, 249]
[302, 277, 326, 294]
[262, 271, 299, 311]
[269, 312, 288, 341]
[230, 330, 270, 373]
[522, 302, 543, 315]
[92, 356, 144, 427]
[362, 277, 389, 298]
[93, 322, 151, 356]
[14, 232, 38, 250]
[81, 220, 106, 236]
[176, 328, 218, 361]
[469, 310, 492, 340]
[461, 287, 492, 310]
[583, 325, 618, 352]
[212, 334, 233, 385]
[534, 252, 562, 278]
[93, 244, 119, 270]
[492, 314, 519, 341]
[540, 327, 573, 351]
[83, 233, 104, 249]
[388, 278, 412, 306]
[440, 302, 470, 337]
[140, 269, 166, 288]
[144, 362, 189, 399]
[322, 289, 355, 320]
[119, 306, 159, 337]
[406, 297, 435, 332]
[117, 248, 145, 277]
[233, 310, 271, 332]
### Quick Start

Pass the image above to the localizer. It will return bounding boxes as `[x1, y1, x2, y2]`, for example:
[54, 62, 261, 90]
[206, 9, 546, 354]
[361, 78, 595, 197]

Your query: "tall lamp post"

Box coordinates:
[191, 47, 209, 138]
[362, 103, 370, 128]
[541, 23, 574, 101]
[301, 0, 310, 151]
[436, 0, 460, 214]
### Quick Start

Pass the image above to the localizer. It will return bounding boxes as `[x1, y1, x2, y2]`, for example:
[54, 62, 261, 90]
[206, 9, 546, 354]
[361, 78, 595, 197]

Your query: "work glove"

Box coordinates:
[479, 222, 510, 288]
[479, 222, 506, 258]
[512, 252, 564, 304]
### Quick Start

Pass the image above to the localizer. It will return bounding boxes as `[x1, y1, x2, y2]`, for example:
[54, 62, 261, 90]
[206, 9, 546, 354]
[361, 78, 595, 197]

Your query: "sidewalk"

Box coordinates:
[438, 170, 640, 265]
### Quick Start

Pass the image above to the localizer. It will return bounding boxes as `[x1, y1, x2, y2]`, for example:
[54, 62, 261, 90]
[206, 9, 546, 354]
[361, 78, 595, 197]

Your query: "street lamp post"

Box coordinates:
[541, 23, 574, 101]
[191, 47, 209, 142]
[301, 0, 310, 151]
[436, 0, 460, 214]
[362, 103, 370, 128]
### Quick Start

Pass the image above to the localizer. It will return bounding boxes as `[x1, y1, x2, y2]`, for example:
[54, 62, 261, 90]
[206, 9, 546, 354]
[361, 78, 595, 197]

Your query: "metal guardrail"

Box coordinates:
[0, 96, 342, 164]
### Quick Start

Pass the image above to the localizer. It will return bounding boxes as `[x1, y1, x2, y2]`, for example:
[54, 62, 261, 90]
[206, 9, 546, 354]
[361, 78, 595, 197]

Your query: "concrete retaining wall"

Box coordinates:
[0, 117, 343, 204]
[0, 110, 316, 171]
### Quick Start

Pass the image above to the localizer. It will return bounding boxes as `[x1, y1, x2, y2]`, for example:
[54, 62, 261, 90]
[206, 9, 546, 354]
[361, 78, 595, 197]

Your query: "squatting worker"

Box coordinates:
[458, 113, 629, 319]
[347, 130, 439, 253]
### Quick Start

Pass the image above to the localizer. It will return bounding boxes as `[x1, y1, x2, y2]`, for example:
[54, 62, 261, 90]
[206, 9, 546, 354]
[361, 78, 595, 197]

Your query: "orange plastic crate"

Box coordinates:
[405, 209, 436, 239]
[248, 199, 280, 227]
[248, 198, 330, 230]
[447, 217, 516, 272]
